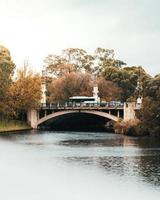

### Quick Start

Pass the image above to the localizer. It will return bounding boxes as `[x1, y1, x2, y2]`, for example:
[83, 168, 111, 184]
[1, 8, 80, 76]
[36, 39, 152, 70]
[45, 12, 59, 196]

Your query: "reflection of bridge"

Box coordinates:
[27, 102, 139, 129]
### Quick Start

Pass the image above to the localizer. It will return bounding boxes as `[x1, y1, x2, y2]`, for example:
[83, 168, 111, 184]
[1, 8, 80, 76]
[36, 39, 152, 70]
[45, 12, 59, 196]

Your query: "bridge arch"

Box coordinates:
[37, 110, 119, 127]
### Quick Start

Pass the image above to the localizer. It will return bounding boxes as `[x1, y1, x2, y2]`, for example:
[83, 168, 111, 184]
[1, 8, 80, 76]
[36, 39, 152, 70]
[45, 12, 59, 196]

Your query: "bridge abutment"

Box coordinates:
[27, 109, 38, 129]
[123, 102, 136, 121]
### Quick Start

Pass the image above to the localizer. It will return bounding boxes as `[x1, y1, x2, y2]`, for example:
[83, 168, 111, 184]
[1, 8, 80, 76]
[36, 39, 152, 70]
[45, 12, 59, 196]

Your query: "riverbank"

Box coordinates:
[0, 120, 31, 134]
[114, 119, 150, 136]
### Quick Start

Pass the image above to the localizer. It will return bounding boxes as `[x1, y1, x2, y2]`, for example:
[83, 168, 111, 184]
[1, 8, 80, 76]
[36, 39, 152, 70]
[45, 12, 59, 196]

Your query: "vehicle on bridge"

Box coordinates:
[69, 96, 99, 107]
[108, 101, 124, 107]
[68, 97, 123, 108]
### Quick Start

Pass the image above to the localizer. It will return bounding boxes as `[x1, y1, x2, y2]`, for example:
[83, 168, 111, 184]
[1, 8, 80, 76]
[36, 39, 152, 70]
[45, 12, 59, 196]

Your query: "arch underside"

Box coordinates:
[37, 110, 119, 126]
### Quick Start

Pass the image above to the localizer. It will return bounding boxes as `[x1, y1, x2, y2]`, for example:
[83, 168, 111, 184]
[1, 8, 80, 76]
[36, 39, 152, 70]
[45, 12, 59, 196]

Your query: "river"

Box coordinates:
[0, 130, 160, 200]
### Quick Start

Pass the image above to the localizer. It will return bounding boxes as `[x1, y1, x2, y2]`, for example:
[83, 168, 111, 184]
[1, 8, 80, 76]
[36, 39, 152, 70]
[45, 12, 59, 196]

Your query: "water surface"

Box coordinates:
[0, 130, 160, 200]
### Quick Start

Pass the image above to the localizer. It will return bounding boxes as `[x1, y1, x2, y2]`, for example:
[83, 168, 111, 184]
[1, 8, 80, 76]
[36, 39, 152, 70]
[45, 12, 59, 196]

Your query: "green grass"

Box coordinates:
[0, 120, 31, 133]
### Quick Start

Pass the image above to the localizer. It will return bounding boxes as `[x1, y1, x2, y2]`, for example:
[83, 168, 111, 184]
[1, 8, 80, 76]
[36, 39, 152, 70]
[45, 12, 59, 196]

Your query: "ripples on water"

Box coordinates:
[0, 130, 160, 200]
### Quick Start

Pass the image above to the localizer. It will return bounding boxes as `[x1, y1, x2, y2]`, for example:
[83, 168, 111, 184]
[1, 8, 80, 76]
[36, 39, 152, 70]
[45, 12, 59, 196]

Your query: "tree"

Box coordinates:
[0, 45, 15, 118]
[44, 48, 95, 77]
[62, 48, 94, 72]
[9, 68, 42, 118]
[48, 72, 93, 102]
[102, 66, 150, 101]
[136, 75, 160, 135]
[97, 77, 121, 101]
[94, 48, 126, 74]
[47, 72, 121, 103]
[44, 48, 124, 77]
[44, 55, 76, 77]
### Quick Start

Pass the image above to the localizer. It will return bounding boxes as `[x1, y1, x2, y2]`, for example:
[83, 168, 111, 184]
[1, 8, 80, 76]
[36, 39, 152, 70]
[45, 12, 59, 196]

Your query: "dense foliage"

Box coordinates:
[0, 45, 15, 118]
[102, 66, 151, 101]
[0, 45, 42, 120]
[9, 68, 42, 118]
[48, 72, 121, 102]
[44, 48, 150, 102]
[136, 75, 160, 135]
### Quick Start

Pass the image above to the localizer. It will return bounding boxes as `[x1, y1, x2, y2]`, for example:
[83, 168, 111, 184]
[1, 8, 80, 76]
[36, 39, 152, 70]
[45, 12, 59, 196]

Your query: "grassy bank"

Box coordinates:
[0, 120, 31, 133]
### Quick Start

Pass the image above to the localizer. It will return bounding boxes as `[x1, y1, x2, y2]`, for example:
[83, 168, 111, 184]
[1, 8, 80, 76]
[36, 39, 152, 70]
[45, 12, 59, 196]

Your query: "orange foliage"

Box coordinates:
[97, 77, 121, 101]
[9, 69, 42, 116]
[48, 72, 92, 102]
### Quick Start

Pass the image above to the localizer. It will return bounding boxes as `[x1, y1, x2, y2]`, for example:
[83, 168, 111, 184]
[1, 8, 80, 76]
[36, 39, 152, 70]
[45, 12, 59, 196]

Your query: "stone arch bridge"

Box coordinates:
[27, 102, 139, 129]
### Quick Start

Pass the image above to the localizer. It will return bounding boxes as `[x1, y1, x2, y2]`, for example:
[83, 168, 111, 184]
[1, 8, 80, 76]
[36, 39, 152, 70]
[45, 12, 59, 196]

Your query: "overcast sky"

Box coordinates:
[0, 0, 159, 75]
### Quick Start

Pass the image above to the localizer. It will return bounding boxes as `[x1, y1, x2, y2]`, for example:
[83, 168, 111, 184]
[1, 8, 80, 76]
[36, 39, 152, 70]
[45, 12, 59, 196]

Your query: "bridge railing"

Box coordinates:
[40, 102, 124, 109]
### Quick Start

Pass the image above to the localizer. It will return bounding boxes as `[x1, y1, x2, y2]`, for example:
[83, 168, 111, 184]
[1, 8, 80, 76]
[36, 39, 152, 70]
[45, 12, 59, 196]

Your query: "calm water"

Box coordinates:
[0, 130, 160, 200]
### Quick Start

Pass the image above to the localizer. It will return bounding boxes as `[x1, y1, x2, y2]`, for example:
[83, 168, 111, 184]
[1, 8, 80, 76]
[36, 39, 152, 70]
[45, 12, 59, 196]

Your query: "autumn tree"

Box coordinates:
[47, 72, 121, 103]
[97, 77, 121, 101]
[48, 72, 93, 102]
[9, 68, 42, 118]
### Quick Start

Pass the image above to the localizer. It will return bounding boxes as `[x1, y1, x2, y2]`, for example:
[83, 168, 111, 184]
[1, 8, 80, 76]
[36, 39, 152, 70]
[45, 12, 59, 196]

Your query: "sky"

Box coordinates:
[0, 0, 160, 75]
